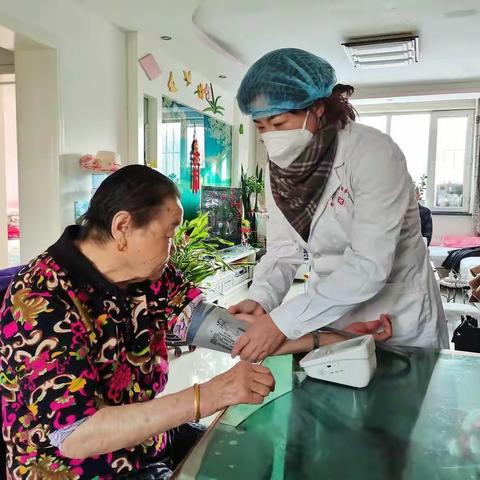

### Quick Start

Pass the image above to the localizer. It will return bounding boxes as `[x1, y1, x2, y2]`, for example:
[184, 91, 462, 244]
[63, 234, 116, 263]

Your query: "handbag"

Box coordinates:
[452, 315, 480, 353]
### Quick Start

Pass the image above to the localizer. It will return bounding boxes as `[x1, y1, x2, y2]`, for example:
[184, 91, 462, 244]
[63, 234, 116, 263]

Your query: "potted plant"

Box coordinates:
[170, 212, 232, 286]
[240, 165, 264, 246]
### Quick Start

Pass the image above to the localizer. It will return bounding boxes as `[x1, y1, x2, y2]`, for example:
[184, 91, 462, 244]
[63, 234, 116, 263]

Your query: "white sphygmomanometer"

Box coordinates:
[300, 335, 377, 388]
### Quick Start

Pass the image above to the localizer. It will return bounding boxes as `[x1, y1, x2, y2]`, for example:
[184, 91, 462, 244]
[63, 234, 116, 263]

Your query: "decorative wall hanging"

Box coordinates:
[194, 83, 205, 100]
[183, 70, 192, 86]
[79, 151, 122, 173]
[205, 83, 212, 102]
[168, 71, 178, 93]
[203, 83, 225, 116]
[138, 54, 161, 81]
[161, 96, 232, 220]
[190, 126, 201, 194]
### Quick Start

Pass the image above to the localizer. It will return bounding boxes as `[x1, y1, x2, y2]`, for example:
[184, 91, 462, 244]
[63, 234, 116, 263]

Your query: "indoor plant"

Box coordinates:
[240, 165, 264, 246]
[170, 212, 232, 285]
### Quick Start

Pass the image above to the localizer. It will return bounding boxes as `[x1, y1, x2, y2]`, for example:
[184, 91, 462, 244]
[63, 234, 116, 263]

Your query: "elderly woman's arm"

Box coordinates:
[62, 360, 273, 459]
[62, 273, 275, 459]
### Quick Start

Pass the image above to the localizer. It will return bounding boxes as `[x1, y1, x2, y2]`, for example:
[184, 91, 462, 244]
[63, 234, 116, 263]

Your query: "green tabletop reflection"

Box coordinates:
[175, 348, 480, 480]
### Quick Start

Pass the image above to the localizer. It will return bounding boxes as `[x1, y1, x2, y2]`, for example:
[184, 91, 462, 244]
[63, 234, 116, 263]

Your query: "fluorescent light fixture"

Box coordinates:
[342, 34, 419, 69]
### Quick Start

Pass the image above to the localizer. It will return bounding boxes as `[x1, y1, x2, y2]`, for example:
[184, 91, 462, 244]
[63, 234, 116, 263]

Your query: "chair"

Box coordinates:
[0, 265, 24, 480]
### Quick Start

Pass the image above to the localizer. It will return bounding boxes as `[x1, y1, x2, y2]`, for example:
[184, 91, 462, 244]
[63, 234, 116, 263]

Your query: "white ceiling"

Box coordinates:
[78, 0, 480, 97]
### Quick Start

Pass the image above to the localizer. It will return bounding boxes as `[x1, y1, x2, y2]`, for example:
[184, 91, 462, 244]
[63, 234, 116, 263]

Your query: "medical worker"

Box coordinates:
[229, 48, 448, 362]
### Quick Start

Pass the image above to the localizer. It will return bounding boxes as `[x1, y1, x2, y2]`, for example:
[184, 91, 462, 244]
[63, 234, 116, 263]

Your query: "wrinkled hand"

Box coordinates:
[202, 361, 275, 414]
[231, 313, 286, 362]
[344, 314, 392, 341]
[227, 300, 266, 316]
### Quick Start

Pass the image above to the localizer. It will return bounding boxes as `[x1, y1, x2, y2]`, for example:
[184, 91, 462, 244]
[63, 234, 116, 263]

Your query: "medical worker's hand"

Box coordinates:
[345, 314, 392, 341]
[231, 313, 285, 363]
[228, 300, 266, 316]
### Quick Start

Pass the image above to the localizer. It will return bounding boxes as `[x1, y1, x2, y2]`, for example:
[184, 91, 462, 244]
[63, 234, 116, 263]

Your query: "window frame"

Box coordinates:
[358, 109, 476, 213]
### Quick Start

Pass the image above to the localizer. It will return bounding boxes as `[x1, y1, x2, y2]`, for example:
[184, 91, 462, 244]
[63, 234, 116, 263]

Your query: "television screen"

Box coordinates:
[201, 186, 242, 246]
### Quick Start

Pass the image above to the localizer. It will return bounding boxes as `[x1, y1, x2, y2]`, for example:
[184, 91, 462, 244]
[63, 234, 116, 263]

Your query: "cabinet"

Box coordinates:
[201, 245, 258, 307]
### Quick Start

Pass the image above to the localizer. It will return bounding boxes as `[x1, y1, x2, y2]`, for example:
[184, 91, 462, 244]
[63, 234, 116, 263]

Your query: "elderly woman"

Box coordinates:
[0, 166, 276, 479]
[0, 165, 390, 479]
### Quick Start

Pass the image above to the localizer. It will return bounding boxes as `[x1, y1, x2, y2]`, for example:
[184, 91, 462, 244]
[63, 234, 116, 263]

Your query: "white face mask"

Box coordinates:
[261, 111, 313, 168]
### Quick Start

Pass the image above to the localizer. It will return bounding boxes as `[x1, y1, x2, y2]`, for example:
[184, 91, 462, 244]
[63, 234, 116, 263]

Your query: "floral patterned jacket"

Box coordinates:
[0, 226, 202, 479]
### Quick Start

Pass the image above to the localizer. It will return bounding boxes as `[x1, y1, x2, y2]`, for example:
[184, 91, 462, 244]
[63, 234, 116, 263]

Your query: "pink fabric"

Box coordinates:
[8, 224, 19, 239]
[440, 236, 480, 248]
[79, 154, 121, 173]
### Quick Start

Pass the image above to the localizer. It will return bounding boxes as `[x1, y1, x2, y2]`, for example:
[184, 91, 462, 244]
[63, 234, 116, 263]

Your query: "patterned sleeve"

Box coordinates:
[162, 265, 204, 341]
[0, 274, 100, 452]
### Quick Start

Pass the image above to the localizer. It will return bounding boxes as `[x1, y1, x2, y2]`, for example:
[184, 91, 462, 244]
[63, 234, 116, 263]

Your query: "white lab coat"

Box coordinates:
[249, 121, 449, 349]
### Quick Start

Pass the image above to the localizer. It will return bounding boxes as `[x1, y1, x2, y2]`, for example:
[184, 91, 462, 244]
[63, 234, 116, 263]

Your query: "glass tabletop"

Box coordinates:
[174, 348, 480, 480]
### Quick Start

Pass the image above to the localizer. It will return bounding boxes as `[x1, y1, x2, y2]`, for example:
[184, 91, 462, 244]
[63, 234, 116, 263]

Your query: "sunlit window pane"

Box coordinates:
[434, 116, 468, 208]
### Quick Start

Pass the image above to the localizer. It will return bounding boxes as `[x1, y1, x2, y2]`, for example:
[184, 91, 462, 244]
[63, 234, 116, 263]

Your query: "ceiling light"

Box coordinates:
[219, 74, 227, 79]
[342, 34, 419, 69]
[161, 35, 172, 41]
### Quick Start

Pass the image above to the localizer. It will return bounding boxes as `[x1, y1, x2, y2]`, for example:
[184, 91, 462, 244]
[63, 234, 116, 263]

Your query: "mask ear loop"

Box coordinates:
[302, 110, 310, 130]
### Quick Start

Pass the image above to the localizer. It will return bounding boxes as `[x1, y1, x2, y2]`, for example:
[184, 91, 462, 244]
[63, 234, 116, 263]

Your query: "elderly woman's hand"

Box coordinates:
[201, 361, 275, 414]
[344, 314, 392, 342]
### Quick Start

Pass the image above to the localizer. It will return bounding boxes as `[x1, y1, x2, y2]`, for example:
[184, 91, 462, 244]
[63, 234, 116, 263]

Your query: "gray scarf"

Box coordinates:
[270, 124, 338, 241]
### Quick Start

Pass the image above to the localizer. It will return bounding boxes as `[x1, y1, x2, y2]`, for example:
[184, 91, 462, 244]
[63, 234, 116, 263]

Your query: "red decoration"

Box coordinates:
[190, 132, 201, 194]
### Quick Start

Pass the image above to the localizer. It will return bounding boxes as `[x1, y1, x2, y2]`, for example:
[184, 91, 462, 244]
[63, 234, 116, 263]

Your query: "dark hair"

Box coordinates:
[322, 92, 357, 127]
[332, 84, 355, 98]
[81, 165, 180, 242]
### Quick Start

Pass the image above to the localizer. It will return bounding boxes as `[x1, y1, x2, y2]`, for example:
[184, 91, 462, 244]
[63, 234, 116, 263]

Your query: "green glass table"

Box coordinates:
[174, 348, 480, 480]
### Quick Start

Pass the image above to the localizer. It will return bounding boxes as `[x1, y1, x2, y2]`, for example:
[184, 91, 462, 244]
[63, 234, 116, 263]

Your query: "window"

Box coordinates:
[143, 95, 158, 169]
[358, 110, 475, 212]
[160, 121, 181, 180]
[358, 114, 388, 134]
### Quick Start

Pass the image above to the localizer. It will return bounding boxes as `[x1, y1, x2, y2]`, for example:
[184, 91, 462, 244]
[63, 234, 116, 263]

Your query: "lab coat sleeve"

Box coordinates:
[248, 172, 305, 312]
[270, 135, 412, 338]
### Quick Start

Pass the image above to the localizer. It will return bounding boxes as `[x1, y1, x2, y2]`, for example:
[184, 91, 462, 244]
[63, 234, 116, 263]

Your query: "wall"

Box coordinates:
[0, 0, 128, 259]
[139, 33, 234, 125]
[129, 32, 255, 186]
[431, 215, 474, 245]
[15, 42, 61, 261]
[0, 84, 10, 266]
[0, 83, 17, 213]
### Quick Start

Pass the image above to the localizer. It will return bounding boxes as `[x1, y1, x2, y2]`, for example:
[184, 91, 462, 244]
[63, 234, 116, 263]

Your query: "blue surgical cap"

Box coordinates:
[237, 48, 337, 119]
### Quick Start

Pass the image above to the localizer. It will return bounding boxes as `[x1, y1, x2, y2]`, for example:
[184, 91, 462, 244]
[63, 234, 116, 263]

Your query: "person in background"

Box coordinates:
[415, 186, 433, 246]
